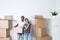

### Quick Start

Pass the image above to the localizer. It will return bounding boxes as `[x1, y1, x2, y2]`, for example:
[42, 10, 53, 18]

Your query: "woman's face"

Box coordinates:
[25, 20, 28, 23]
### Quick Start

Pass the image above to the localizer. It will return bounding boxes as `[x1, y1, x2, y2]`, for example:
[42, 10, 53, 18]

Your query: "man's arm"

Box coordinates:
[14, 23, 19, 28]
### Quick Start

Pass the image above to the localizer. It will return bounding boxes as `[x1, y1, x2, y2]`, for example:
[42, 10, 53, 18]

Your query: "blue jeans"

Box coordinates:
[17, 33, 24, 40]
[24, 31, 32, 40]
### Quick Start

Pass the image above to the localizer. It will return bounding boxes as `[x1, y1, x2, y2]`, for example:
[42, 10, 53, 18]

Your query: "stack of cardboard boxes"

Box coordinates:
[35, 15, 52, 40]
[0, 16, 12, 40]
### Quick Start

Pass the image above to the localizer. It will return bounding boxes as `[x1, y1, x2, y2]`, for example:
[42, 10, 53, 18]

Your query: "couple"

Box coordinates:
[14, 16, 31, 40]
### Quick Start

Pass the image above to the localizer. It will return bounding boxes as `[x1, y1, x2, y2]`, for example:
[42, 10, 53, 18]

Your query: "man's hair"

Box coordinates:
[21, 16, 24, 19]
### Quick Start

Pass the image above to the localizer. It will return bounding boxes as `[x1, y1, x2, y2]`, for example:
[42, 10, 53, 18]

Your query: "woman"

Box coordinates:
[24, 18, 32, 40]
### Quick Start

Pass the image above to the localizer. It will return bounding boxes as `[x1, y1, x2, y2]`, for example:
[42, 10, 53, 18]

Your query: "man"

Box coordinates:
[14, 16, 25, 40]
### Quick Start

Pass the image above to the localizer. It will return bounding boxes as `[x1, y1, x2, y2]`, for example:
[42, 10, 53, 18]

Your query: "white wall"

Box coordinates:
[0, 0, 60, 40]
[0, 0, 55, 19]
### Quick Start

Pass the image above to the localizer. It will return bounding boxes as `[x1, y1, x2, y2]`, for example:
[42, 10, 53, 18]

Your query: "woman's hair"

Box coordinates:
[25, 18, 30, 23]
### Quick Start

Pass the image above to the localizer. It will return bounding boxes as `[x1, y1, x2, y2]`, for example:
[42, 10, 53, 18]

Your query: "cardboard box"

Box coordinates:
[35, 27, 47, 37]
[14, 26, 24, 33]
[36, 36, 52, 40]
[0, 19, 12, 29]
[35, 18, 46, 28]
[4, 16, 13, 20]
[0, 37, 10, 40]
[35, 15, 43, 19]
[0, 29, 10, 37]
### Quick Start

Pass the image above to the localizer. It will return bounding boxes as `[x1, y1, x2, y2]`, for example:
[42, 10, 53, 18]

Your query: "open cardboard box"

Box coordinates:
[14, 26, 24, 33]
[4, 16, 13, 20]
[35, 15, 43, 19]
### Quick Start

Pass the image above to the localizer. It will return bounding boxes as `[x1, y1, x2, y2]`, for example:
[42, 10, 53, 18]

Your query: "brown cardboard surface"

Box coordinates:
[35, 18, 46, 28]
[4, 16, 13, 20]
[35, 27, 47, 37]
[0, 37, 10, 40]
[0, 29, 10, 37]
[35, 15, 43, 19]
[36, 36, 52, 40]
[14, 26, 24, 33]
[0, 19, 12, 29]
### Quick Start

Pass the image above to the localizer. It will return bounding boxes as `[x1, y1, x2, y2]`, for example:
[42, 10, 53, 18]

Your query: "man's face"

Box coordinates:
[21, 16, 24, 21]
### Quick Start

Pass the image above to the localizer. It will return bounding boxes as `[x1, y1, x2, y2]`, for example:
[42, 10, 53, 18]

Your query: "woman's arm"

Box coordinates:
[25, 23, 31, 30]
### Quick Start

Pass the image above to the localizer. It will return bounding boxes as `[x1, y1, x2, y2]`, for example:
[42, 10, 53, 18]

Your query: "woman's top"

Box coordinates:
[24, 23, 31, 33]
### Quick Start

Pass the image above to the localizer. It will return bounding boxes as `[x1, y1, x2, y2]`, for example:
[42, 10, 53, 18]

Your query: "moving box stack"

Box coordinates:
[0, 16, 13, 40]
[35, 15, 52, 40]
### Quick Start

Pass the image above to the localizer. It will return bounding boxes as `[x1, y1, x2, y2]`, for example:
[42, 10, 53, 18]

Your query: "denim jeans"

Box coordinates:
[24, 31, 32, 40]
[17, 33, 24, 40]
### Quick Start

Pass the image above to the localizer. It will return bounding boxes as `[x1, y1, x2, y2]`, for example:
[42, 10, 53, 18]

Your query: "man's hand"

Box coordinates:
[14, 23, 19, 28]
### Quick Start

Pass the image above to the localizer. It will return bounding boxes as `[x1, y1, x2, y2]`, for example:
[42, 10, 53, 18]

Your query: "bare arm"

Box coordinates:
[14, 23, 19, 28]
[25, 23, 31, 30]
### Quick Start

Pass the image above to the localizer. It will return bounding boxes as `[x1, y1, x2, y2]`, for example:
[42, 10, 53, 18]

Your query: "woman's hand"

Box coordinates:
[25, 23, 31, 30]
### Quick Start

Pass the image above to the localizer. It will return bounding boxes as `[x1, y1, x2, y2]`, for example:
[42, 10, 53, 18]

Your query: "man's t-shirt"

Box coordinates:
[17, 19, 25, 28]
